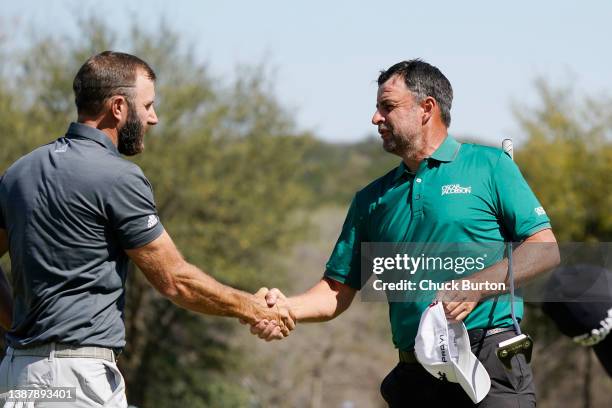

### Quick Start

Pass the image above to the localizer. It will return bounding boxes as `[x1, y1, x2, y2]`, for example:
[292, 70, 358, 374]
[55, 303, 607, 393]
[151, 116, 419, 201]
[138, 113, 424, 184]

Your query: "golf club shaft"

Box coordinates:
[502, 138, 521, 335]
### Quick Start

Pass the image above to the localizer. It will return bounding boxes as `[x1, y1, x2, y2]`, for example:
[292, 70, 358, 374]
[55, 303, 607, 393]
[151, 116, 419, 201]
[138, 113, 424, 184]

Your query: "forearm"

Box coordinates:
[0, 265, 12, 330]
[128, 231, 271, 324]
[287, 278, 356, 322]
[287, 294, 336, 323]
[167, 262, 263, 323]
[467, 229, 560, 298]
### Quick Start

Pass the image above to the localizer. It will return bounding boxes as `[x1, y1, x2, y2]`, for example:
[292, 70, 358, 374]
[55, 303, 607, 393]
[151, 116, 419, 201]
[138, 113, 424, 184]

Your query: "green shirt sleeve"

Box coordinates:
[324, 195, 368, 290]
[492, 151, 551, 241]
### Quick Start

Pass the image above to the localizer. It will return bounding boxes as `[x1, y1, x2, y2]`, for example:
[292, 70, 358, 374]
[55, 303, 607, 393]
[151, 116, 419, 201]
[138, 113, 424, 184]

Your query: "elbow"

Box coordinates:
[161, 262, 195, 303]
[322, 307, 339, 322]
[533, 229, 560, 270]
[330, 300, 351, 320]
[152, 268, 183, 300]
[326, 278, 356, 320]
[327, 310, 343, 321]
[549, 243, 561, 269]
[160, 282, 180, 300]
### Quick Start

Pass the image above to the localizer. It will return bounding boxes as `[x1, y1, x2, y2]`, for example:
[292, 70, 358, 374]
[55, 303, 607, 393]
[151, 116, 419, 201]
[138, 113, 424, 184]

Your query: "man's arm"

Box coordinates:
[0, 228, 13, 331]
[248, 277, 357, 340]
[442, 228, 560, 321]
[125, 230, 295, 334]
[281, 277, 357, 322]
[248, 193, 362, 339]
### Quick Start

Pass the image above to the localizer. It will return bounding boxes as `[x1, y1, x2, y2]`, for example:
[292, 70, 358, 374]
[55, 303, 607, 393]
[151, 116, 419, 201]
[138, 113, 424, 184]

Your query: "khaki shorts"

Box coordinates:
[0, 345, 127, 408]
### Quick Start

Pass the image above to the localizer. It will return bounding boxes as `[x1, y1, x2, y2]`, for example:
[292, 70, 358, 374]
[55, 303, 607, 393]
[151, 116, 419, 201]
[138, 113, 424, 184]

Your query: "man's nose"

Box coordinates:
[372, 109, 384, 125]
[149, 107, 159, 125]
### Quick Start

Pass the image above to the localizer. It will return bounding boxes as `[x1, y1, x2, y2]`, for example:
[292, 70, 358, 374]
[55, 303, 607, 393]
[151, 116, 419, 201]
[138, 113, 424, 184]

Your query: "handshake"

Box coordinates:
[243, 287, 295, 341]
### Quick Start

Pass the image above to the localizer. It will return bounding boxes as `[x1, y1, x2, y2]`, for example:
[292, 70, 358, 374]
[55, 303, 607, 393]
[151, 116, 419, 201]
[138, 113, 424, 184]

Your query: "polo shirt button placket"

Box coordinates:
[413, 175, 424, 217]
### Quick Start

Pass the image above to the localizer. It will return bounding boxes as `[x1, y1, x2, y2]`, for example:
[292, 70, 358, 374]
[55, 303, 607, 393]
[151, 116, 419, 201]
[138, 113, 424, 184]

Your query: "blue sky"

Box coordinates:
[2, 0, 610, 145]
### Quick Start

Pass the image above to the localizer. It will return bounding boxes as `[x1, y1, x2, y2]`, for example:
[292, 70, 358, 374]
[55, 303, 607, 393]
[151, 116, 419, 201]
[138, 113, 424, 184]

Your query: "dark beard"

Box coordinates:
[118, 99, 144, 156]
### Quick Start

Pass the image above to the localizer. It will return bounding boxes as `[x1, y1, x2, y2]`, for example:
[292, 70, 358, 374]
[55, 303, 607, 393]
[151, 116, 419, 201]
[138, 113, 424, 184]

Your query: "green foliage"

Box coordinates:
[514, 80, 612, 405]
[1, 14, 610, 407]
[0, 18, 313, 407]
[514, 80, 612, 241]
[300, 136, 400, 205]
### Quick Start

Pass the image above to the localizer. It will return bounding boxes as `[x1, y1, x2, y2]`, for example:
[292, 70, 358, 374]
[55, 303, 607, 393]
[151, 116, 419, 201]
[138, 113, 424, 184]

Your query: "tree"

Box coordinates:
[0, 17, 314, 407]
[514, 79, 612, 242]
[515, 80, 612, 408]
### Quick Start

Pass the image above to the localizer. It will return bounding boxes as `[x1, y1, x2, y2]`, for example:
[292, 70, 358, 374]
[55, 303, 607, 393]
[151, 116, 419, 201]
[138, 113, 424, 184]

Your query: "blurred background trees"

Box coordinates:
[0, 17, 610, 408]
[0, 18, 317, 407]
[514, 80, 612, 408]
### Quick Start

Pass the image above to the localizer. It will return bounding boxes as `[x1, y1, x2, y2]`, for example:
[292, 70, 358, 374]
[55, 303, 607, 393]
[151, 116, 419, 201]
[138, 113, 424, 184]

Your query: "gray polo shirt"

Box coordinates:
[0, 122, 164, 349]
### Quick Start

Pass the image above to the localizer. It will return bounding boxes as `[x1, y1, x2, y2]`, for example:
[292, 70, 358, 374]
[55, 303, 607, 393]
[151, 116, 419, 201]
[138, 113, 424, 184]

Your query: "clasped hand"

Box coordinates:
[243, 287, 295, 341]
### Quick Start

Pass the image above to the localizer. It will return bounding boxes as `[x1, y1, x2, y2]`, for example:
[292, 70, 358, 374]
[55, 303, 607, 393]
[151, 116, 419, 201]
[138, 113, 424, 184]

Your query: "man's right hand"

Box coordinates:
[245, 287, 295, 341]
[247, 287, 296, 341]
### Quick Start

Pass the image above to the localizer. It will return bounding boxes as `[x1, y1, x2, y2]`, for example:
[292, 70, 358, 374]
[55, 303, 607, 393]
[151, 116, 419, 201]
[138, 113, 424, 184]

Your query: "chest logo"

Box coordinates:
[441, 184, 472, 196]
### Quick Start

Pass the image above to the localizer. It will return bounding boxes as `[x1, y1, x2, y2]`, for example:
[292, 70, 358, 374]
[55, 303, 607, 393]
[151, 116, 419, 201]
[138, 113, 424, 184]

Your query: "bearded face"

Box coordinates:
[379, 104, 424, 159]
[117, 98, 145, 156]
[373, 75, 426, 160]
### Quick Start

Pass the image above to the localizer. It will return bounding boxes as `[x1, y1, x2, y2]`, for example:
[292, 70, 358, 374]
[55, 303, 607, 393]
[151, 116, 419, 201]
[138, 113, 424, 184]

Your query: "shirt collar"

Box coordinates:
[392, 135, 461, 182]
[393, 161, 412, 182]
[429, 134, 461, 162]
[65, 122, 121, 157]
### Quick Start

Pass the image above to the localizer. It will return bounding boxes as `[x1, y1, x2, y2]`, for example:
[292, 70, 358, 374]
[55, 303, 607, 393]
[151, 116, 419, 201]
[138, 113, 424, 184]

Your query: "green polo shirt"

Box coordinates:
[324, 135, 551, 350]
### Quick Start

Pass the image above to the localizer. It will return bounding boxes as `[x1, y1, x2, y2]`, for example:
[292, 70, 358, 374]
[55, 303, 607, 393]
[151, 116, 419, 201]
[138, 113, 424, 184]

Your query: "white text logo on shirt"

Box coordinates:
[147, 215, 159, 229]
[441, 184, 472, 196]
[534, 207, 546, 216]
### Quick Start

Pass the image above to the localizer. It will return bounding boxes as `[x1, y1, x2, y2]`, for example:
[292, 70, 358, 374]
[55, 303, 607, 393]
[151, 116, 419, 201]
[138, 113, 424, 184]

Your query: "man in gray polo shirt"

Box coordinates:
[0, 51, 294, 407]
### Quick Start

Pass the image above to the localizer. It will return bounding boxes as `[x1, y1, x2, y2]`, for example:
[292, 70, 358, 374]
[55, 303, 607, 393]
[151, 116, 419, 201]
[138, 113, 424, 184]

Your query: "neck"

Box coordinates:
[400, 125, 448, 172]
[78, 116, 119, 147]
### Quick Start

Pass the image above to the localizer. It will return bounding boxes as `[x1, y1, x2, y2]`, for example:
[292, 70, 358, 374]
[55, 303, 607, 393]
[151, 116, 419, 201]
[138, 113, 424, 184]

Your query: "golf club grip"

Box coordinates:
[502, 138, 514, 160]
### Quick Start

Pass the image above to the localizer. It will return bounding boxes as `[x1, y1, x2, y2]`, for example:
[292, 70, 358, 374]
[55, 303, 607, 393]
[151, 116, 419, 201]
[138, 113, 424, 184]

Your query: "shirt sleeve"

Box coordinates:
[324, 195, 369, 290]
[492, 151, 551, 241]
[105, 166, 164, 249]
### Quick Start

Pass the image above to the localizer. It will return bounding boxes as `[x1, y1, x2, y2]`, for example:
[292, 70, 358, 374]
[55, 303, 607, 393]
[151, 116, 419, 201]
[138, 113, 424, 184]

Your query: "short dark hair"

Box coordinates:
[73, 51, 156, 116]
[377, 59, 453, 128]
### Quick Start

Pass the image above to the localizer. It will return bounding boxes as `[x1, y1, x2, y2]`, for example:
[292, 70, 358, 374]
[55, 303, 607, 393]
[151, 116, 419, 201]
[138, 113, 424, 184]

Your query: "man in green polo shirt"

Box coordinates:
[249, 60, 560, 407]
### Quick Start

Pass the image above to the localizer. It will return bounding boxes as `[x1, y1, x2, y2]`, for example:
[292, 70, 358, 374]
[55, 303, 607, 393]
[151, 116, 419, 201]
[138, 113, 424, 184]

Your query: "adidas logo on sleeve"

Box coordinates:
[147, 215, 159, 229]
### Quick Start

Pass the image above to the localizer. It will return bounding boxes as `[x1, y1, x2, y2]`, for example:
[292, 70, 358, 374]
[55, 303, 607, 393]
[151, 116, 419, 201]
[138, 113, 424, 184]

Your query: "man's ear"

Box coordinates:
[109, 95, 128, 123]
[421, 96, 436, 125]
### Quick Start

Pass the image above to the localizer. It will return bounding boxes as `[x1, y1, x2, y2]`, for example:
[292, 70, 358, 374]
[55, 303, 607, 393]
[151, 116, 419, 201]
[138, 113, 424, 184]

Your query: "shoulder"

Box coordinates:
[354, 165, 399, 208]
[5, 142, 54, 169]
[1, 142, 54, 181]
[459, 142, 505, 160]
[106, 159, 151, 190]
[112, 159, 147, 179]
[457, 143, 507, 169]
